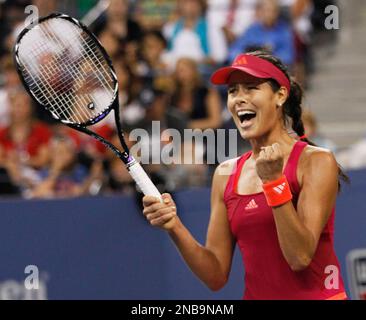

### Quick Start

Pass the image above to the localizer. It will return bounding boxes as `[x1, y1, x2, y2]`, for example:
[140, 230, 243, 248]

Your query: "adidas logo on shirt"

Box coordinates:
[273, 182, 286, 194]
[245, 199, 258, 210]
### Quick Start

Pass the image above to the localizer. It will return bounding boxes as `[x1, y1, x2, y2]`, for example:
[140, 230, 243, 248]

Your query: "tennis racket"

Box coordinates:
[13, 12, 162, 200]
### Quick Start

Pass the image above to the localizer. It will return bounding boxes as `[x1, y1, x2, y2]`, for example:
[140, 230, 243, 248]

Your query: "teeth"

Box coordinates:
[237, 110, 256, 116]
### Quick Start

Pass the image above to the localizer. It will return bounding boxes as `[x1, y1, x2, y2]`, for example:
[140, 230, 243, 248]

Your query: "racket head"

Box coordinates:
[14, 12, 119, 127]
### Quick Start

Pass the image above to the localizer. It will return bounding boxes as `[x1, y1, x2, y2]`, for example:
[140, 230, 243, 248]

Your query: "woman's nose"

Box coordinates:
[233, 89, 250, 104]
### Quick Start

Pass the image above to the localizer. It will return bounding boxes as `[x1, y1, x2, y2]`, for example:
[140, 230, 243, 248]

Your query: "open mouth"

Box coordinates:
[237, 110, 257, 124]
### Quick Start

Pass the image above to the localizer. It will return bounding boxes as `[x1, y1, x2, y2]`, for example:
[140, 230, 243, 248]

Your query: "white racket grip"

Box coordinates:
[128, 161, 162, 200]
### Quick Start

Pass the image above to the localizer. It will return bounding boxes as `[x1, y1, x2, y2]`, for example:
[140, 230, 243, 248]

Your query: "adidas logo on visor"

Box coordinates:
[233, 56, 247, 66]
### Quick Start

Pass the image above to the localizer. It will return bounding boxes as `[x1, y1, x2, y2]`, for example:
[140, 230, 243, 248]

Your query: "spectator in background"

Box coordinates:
[281, 0, 313, 86]
[168, 57, 222, 131]
[0, 0, 58, 65]
[1, 1, 28, 60]
[301, 108, 337, 152]
[113, 59, 150, 131]
[228, 0, 295, 67]
[133, 0, 177, 31]
[138, 30, 173, 123]
[92, 0, 143, 71]
[0, 56, 22, 128]
[207, 0, 258, 64]
[164, 57, 223, 188]
[0, 88, 52, 193]
[110, 56, 169, 134]
[98, 26, 123, 61]
[163, 0, 215, 69]
[29, 134, 97, 198]
[139, 30, 171, 81]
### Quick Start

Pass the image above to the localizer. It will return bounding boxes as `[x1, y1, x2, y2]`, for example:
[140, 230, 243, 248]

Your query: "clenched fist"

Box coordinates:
[255, 143, 284, 183]
[143, 193, 178, 230]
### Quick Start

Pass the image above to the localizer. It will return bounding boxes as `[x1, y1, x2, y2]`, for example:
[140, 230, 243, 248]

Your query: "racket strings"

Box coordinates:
[34, 34, 96, 123]
[22, 36, 89, 123]
[28, 36, 85, 122]
[46, 25, 115, 96]
[24, 53, 85, 123]
[41, 20, 114, 90]
[17, 17, 116, 124]
[37, 21, 112, 122]
[37, 30, 113, 95]
[22, 42, 97, 123]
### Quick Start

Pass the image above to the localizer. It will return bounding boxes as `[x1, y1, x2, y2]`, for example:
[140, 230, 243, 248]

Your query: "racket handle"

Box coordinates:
[128, 161, 162, 200]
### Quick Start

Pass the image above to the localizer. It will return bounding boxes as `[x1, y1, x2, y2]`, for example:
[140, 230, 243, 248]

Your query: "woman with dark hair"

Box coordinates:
[142, 51, 348, 300]
[169, 57, 222, 131]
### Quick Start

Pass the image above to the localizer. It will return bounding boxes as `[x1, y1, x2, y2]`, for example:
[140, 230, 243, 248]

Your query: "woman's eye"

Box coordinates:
[228, 87, 236, 94]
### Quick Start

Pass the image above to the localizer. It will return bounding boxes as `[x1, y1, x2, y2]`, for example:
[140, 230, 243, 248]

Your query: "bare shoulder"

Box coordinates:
[298, 145, 338, 179]
[212, 157, 240, 196]
[301, 145, 337, 165]
[215, 157, 240, 179]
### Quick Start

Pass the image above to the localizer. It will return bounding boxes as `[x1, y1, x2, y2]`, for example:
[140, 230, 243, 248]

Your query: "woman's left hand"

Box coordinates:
[255, 143, 284, 183]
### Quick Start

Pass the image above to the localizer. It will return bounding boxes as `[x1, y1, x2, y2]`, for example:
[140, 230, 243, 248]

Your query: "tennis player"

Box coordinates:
[142, 51, 348, 300]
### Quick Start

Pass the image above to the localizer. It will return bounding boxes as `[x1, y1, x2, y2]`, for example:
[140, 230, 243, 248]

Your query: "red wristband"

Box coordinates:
[262, 175, 293, 207]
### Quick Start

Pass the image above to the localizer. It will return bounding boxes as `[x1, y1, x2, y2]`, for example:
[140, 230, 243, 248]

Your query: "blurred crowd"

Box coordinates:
[1, 0, 354, 200]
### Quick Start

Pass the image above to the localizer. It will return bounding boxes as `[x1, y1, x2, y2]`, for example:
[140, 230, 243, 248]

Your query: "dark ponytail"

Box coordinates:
[247, 50, 350, 189]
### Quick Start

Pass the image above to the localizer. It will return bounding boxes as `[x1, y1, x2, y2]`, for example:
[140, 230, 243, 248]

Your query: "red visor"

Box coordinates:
[210, 54, 290, 93]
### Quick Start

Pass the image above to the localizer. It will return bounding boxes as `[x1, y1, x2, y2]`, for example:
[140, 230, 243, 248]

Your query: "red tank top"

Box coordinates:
[224, 141, 347, 300]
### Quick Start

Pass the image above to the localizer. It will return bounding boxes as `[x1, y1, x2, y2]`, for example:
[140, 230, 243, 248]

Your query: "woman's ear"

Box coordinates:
[276, 86, 288, 107]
